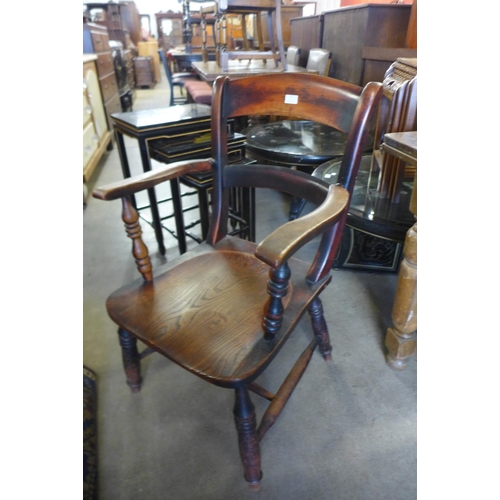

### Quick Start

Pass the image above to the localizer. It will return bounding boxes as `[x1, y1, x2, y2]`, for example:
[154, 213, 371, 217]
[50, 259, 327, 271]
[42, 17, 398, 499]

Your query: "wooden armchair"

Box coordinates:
[92, 73, 382, 490]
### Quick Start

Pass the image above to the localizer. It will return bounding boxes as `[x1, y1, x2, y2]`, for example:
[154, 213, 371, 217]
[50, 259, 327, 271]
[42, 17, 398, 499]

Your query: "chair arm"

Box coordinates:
[92, 159, 213, 201]
[255, 185, 349, 269]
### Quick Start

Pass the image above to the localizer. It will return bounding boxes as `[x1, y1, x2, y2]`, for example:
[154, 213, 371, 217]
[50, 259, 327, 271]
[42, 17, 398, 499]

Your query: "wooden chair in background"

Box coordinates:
[92, 73, 382, 489]
[158, 48, 199, 106]
[286, 45, 301, 66]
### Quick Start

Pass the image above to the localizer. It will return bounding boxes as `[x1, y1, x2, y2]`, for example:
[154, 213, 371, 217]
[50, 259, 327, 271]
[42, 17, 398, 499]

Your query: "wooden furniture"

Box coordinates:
[260, 4, 310, 49]
[137, 40, 162, 83]
[133, 56, 155, 88]
[111, 104, 211, 255]
[321, 3, 412, 83]
[306, 48, 331, 76]
[83, 22, 122, 129]
[192, 59, 315, 82]
[156, 11, 184, 49]
[83, 55, 113, 183]
[382, 131, 417, 369]
[92, 72, 382, 490]
[124, 48, 136, 93]
[198, 0, 286, 71]
[111, 104, 251, 255]
[157, 49, 200, 106]
[373, 58, 417, 203]
[286, 45, 300, 66]
[290, 14, 324, 68]
[84, 2, 141, 48]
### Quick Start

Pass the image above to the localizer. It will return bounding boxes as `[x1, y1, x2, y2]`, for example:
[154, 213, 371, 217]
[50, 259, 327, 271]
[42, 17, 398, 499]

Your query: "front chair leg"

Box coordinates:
[233, 387, 262, 491]
[308, 297, 332, 361]
[118, 328, 142, 392]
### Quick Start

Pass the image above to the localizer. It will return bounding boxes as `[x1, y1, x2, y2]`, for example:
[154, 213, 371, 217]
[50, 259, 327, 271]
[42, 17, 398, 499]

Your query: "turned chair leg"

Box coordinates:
[118, 328, 143, 392]
[233, 386, 262, 491]
[308, 297, 332, 361]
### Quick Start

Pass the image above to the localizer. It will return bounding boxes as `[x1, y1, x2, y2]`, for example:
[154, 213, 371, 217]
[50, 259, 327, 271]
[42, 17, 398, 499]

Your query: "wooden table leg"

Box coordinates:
[385, 221, 417, 370]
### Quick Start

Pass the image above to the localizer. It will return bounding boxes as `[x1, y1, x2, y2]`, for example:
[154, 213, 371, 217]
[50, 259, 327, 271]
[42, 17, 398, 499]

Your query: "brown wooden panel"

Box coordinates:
[289, 15, 324, 67]
[100, 72, 118, 103]
[96, 51, 115, 78]
[321, 4, 411, 85]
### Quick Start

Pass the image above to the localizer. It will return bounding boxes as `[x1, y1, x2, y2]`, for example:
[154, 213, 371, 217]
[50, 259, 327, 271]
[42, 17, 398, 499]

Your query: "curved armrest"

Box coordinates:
[92, 159, 213, 201]
[255, 185, 349, 269]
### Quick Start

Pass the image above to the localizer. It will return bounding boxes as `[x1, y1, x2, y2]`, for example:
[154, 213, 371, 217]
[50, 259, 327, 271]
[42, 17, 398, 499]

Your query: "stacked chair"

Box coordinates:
[372, 58, 417, 203]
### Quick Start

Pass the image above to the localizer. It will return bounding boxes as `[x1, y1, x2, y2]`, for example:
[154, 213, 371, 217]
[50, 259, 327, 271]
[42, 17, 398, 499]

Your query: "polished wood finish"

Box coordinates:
[192, 59, 314, 82]
[382, 132, 417, 370]
[321, 4, 412, 84]
[83, 22, 122, 129]
[93, 73, 382, 488]
[290, 14, 324, 68]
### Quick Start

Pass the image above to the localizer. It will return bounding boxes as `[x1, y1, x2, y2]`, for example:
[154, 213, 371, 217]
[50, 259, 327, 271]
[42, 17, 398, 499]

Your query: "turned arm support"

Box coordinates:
[92, 159, 214, 201]
[255, 184, 349, 270]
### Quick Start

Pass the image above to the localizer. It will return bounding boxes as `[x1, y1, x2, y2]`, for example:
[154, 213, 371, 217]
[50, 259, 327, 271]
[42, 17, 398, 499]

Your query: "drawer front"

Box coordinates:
[96, 52, 115, 77]
[99, 72, 118, 103]
[90, 31, 110, 52]
[83, 121, 99, 168]
[104, 92, 122, 128]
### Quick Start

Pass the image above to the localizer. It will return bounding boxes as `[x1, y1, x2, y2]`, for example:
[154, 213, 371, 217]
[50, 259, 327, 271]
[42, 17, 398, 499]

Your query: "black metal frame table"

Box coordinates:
[111, 104, 212, 255]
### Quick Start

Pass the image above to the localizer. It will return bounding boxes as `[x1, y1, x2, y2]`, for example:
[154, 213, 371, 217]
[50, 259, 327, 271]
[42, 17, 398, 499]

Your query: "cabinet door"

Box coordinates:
[83, 62, 108, 140]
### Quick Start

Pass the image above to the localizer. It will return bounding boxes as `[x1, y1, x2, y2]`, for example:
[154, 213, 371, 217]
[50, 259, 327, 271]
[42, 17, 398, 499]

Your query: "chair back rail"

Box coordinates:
[209, 73, 382, 280]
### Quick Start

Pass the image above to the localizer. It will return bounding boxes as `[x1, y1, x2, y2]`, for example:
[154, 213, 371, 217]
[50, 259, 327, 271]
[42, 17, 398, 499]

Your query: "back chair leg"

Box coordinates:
[308, 297, 333, 361]
[233, 386, 262, 491]
[118, 328, 143, 392]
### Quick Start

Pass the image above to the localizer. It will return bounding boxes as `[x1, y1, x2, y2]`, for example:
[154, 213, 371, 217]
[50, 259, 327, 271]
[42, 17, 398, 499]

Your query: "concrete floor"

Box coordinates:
[83, 69, 417, 499]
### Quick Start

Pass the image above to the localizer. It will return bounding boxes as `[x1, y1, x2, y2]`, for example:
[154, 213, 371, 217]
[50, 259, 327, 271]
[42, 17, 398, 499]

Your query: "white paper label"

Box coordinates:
[284, 94, 299, 105]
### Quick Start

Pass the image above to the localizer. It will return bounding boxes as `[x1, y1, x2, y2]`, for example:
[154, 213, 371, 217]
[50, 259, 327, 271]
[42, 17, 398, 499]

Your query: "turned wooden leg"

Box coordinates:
[385, 222, 417, 370]
[118, 328, 143, 392]
[233, 387, 262, 491]
[308, 297, 332, 361]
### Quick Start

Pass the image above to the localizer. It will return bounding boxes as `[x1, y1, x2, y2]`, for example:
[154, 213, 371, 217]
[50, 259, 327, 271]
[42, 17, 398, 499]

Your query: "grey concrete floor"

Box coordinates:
[83, 68, 416, 499]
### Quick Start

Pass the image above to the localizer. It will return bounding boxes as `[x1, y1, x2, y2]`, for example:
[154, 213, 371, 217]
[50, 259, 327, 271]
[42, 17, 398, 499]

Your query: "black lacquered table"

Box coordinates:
[245, 120, 351, 219]
[245, 120, 349, 168]
[112, 104, 212, 255]
[313, 155, 415, 271]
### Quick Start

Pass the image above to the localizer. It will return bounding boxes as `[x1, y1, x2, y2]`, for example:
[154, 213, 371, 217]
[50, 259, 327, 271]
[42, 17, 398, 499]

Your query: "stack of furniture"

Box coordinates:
[83, 22, 122, 129]
[83, 55, 113, 185]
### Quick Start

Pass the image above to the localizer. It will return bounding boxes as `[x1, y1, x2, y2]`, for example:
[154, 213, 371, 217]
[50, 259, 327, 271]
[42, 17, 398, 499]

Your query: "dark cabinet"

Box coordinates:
[321, 3, 412, 85]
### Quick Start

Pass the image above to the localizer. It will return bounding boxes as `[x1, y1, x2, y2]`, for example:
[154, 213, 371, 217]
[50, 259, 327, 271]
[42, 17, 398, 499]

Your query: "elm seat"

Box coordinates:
[92, 72, 382, 490]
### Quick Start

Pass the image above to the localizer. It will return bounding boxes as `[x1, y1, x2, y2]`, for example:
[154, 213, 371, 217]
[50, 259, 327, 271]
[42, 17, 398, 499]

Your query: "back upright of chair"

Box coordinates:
[208, 73, 382, 259]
